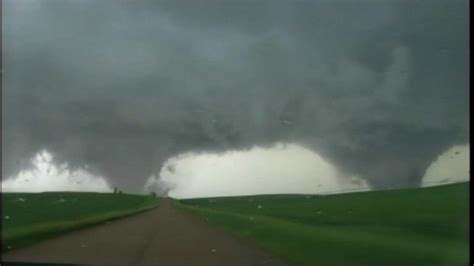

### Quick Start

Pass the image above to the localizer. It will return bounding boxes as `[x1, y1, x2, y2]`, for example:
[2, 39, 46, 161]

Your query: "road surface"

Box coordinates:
[2, 198, 289, 266]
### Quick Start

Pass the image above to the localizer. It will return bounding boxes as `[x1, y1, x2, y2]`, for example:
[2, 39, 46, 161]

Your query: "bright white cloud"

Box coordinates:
[1, 150, 112, 193]
[145, 143, 370, 199]
[422, 144, 470, 187]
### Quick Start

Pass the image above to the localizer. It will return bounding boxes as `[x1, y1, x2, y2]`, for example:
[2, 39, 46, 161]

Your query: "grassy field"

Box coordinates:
[176, 182, 469, 266]
[2, 192, 160, 252]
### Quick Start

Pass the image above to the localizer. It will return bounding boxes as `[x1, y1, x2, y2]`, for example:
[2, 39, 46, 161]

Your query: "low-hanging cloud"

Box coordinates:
[1, 150, 112, 193]
[422, 144, 470, 187]
[145, 144, 371, 199]
[2, 0, 469, 193]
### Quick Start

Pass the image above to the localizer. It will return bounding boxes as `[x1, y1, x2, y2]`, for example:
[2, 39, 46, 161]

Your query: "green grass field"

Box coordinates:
[176, 182, 469, 266]
[2, 192, 160, 252]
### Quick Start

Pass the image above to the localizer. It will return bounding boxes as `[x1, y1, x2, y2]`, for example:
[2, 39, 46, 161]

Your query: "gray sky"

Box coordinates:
[2, 0, 469, 194]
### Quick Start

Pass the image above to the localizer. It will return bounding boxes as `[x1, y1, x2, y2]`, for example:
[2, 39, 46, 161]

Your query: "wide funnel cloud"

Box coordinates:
[2, 0, 469, 192]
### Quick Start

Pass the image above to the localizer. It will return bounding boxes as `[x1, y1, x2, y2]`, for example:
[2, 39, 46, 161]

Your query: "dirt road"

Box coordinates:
[2, 198, 289, 266]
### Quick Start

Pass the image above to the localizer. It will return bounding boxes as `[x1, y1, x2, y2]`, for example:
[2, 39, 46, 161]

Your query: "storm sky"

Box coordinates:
[2, 0, 469, 194]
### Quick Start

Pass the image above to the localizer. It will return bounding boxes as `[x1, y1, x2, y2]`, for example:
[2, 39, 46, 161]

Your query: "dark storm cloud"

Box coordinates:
[3, 0, 469, 192]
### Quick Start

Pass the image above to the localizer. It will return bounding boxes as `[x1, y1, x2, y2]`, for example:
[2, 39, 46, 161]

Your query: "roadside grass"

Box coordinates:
[2, 192, 160, 252]
[176, 182, 469, 266]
